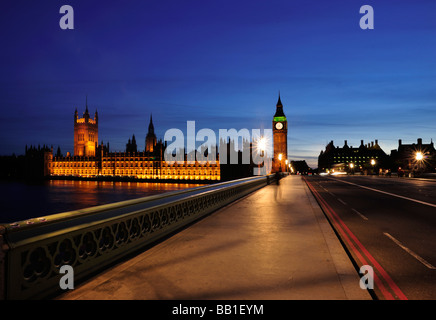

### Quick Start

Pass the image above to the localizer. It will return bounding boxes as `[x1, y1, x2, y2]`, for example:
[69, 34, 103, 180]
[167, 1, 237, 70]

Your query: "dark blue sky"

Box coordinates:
[1, 0, 435, 167]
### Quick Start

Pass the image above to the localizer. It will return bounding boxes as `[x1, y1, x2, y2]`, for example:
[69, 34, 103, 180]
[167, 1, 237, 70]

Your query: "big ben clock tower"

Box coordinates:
[272, 93, 288, 172]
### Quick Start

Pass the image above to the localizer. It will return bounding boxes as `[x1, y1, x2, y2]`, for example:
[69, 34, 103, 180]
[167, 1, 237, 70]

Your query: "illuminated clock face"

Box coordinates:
[275, 122, 283, 130]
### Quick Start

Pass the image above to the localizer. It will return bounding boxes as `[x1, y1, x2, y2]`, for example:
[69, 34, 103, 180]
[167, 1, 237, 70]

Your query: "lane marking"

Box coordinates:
[337, 198, 347, 206]
[307, 180, 395, 299]
[327, 178, 436, 208]
[318, 181, 368, 221]
[352, 208, 369, 221]
[305, 178, 408, 300]
[383, 233, 436, 270]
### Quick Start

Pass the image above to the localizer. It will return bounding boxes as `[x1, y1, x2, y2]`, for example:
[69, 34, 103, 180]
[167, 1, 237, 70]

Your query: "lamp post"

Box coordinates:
[414, 151, 424, 176]
[258, 137, 266, 157]
[278, 153, 282, 172]
[285, 159, 288, 173]
[349, 162, 355, 175]
[257, 137, 266, 175]
[370, 159, 376, 175]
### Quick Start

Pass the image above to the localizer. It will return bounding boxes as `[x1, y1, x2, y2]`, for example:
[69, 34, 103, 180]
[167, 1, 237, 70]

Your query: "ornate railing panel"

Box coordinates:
[0, 175, 273, 299]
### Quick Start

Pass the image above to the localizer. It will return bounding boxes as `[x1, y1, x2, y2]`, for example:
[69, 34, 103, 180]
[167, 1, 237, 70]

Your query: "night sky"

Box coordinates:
[1, 0, 435, 168]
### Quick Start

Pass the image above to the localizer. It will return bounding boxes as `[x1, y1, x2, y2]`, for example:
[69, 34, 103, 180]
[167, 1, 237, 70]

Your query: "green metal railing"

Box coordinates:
[0, 175, 273, 300]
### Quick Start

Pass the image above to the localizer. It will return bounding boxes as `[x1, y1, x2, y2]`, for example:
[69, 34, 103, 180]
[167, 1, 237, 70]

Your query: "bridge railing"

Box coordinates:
[0, 175, 274, 300]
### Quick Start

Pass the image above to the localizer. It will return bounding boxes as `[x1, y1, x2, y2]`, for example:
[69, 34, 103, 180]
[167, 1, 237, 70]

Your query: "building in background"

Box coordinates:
[49, 95, 287, 181]
[390, 138, 436, 176]
[272, 93, 288, 172]
[318, 139, 389, 174]
[145, 115, 157, 153]
[289, 160, 310, 175]
[74, 98, 98, 157]
[50, 105, 221, 181]
[0, 145, 53, 180]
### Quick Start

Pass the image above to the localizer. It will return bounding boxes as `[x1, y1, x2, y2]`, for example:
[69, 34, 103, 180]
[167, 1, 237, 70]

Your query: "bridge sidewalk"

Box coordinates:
[58, 175, 371, 300]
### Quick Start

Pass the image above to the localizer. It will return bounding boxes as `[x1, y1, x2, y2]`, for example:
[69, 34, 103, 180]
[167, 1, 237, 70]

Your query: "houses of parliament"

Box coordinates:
[0, 96, 289, 181]
[48, 102, 222, 181]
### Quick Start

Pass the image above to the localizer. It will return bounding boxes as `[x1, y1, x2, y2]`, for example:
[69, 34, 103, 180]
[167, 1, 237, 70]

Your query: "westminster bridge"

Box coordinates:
[0, 174, 368, 300]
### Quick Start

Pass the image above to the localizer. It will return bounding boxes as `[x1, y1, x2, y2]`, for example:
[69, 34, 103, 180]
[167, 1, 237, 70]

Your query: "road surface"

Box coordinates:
[304, 175, 436, 300]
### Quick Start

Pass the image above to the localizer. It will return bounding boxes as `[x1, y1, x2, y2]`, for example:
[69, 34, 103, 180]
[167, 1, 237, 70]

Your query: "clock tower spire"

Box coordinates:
[272, 93, 288, 172]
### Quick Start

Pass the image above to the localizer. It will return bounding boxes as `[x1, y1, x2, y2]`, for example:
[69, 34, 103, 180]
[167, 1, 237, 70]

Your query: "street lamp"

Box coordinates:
[278, 153, 283, 172]
[285, 159, 288, 173]
[370, 159, 376, 175]
[349, 162, 354, 175]
[414, 151, 425, 175]
[257, 137, 266, 174]
[258, 137, 266, 156]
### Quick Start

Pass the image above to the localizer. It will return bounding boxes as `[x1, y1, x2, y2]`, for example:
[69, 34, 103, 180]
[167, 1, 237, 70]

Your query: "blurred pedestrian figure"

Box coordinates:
[275, 172, 282, 200]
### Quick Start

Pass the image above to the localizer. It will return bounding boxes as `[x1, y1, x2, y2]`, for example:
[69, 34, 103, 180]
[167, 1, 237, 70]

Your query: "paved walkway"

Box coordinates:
[58, 175, 371, 300]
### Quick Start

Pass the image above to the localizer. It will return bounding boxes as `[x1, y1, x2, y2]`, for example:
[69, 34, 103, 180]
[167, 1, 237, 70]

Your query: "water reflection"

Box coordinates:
[0, 180, 203, 223]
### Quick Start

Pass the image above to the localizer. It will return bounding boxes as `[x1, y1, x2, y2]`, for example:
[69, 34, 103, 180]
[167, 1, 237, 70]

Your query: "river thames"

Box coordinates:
[0, 180, 204, 223]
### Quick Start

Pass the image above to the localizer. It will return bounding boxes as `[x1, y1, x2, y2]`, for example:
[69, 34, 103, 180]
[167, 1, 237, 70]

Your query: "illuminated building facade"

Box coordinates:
[318, 139, 388, 174]
[145, 114, 157, 153]
[50, 108, 220, 181]
[390, 138, 436, 175]
[74, 98, 98, 157]
[272, 93, 288, 172]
